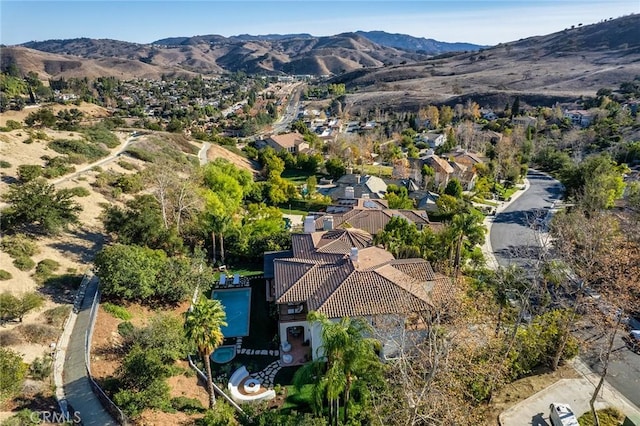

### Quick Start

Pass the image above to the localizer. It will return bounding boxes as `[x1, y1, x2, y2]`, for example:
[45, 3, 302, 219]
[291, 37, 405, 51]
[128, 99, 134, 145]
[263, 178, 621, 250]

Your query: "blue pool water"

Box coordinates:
[212, 288, 251, 337]
[211, 345, 236, 363]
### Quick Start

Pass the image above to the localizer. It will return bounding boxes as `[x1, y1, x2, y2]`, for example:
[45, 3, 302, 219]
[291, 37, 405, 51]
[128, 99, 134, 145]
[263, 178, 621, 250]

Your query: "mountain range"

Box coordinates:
[1, 14, 639, 110]
[3, 30, 484, 79]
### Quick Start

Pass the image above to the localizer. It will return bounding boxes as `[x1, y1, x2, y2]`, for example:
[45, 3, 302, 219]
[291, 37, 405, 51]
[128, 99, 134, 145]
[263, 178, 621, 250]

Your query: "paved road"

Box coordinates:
[64, 277, 116, 425]
[490, 170, 564, 269]
[272, 83, 304, 134]
[490, 169, 640, 411]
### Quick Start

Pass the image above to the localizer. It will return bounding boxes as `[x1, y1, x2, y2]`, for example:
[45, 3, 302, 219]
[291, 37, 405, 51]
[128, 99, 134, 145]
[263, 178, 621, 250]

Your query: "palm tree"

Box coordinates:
[184, 297, 227, 408]
[450, 211, 486, 275]
[294, 311, 382, 425]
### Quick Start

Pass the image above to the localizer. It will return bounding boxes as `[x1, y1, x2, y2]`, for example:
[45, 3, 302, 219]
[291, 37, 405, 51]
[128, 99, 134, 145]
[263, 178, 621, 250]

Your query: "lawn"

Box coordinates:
[281, 169, 316, 184]
[362, 164, 393, 178]
[281, 384, 315, 412]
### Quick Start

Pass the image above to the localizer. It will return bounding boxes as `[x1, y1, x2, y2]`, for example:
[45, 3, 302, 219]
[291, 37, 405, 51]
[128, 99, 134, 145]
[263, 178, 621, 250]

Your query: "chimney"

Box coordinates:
[323, 215, 334, 231]
[349, 247, 359, 263]
[303, 215, 315, 233]
[346, 167, 353, 175]
[361, 193, 370, 199]
[345, 186, 355, 199]
[356, 174, 361, 184]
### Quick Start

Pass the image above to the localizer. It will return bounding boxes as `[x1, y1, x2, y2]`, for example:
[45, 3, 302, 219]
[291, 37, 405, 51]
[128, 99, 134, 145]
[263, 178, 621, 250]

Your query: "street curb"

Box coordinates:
[481, 178, 531, 270]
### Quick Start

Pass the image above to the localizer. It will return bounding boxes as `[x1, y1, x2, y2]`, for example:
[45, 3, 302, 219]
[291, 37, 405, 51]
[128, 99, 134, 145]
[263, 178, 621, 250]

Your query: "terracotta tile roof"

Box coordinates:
[314, 209, 434, 235]
[267, 132, 305, 150]
[273, 232, 453, 319]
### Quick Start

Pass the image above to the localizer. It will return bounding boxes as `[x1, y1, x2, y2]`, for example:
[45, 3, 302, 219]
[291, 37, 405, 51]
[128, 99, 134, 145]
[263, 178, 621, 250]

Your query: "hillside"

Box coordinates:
[332, 14, 640, 111]
[14, 33, 431, 77]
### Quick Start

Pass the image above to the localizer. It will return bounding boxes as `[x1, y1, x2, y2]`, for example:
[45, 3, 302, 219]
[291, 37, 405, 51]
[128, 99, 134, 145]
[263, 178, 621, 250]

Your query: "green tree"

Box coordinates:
[94, 244, 168, 302]
[184, 297, 227, 408]
[294, 312, 382, 425]
[0, 348, 27, 403]
[373, 216, 421, 258]
[1, 179, 81, 235]
[560, 154, 627, 210]
[384, 185, 414, 209]
[325, 158, 346, 180]
[449, 211, 486, 274]
[444, 178, 463, 198]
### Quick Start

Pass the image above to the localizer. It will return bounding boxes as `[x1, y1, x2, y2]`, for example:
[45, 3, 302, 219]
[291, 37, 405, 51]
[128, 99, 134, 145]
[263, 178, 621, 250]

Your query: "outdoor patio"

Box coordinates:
[281, 325, 312, 366]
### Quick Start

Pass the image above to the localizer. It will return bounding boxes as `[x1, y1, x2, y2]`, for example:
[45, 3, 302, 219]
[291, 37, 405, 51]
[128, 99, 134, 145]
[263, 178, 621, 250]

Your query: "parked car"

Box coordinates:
[623, 330, 640, 354]
[549, 402, 579, 426]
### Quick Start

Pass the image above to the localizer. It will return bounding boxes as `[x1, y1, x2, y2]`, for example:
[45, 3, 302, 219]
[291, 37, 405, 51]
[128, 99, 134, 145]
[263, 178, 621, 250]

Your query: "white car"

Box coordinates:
[549, 402, 579, 426]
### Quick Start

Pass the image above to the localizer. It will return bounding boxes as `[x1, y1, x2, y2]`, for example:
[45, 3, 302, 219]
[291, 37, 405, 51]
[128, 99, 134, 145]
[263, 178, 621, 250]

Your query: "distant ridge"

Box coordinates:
[355, 30, 487, 53]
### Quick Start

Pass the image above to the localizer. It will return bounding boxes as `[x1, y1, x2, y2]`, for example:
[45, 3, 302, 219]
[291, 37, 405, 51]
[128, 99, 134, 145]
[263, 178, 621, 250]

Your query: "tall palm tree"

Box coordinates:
[184, 297, 227, 408]
[450, 211, 486, 275]
[294, 311, 382, 425]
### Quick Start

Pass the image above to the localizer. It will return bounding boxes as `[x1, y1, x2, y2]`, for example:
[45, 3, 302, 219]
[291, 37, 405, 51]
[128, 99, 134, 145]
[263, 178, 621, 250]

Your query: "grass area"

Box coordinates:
[472, 196, 499, 207]
[362, 164, 393, 178]
[578, 407, 625, 426]
[282, 384, 315, 412]
[280, 207, 310, 216]
[281, 169, 316, 184]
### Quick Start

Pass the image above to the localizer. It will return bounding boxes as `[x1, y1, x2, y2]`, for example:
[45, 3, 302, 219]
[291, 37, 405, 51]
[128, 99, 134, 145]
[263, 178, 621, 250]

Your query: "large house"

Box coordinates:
[311, 197, 441, 234]
[263, 132, 309, 153]
[325, 173, 388, 200]
[265, 227, 453, 363]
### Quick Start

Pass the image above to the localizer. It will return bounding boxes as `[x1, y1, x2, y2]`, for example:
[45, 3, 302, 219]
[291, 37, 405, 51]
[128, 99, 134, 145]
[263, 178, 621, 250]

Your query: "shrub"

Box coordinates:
[84, 126, 120, 148]
[34, 258, 61, 284]
[13, 256, 36, 271]
[0, 160, 11, 168]
[60, 186, 91, 197]
[17, 164, 42, 182]
[0, 270, 12, 280]
[16, 324, 58, 344]
[43, 273, 82, 290]
[125, 147, 155, 162]
[578, 407, 625, 426]
[0, 234, 40, 258]
[117, 160, 138, 171]
[0, 348, 27, 403]
[4, 120, 22, 131]
[49, 138, 108, 162]
[0, 330, 23, 346]
[29, 354, 53, 380]
[42, 305, 71, 327]
[102, 302, 132, 321]
[171, 396, 205, 414]
[117, 321, 135, 338]
[0, 409, 40, 426]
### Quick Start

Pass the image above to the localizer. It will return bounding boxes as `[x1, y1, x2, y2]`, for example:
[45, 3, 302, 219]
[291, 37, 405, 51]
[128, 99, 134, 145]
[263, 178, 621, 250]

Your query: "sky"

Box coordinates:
[1, 0, 638, 47]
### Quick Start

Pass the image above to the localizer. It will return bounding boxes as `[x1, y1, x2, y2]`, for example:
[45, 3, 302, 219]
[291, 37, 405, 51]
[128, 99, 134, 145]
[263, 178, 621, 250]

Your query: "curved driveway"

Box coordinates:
[490, 170, 563, 269]
[489, 169, 640, 410]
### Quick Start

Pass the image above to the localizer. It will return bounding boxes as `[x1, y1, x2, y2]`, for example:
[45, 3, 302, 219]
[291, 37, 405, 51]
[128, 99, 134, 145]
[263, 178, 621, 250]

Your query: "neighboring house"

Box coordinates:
[268, 227, 453, 361]
[423, 154, 454, 189]
[512, 116, 537, 129]
[448, 160, 477, 191]
[411, 191, 440, 212]
[311, 196, 440, 234]
[563, 109, 593, 127]
[264, 132, 309, 153]
[327, 174, 388, 200]
[415, 132, 445, 149]
[447, 148, 485, 169]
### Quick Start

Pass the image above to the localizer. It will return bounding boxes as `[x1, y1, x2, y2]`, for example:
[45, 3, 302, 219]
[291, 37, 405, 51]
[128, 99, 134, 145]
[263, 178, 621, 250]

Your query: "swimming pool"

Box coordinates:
[212, 288, 251, 337]
[211, 345, 236, 363]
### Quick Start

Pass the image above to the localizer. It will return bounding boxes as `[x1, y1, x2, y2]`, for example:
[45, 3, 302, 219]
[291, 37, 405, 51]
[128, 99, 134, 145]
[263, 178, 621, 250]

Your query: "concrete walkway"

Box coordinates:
[499, 359, 640, 425]
[63, 277, 116, 425]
